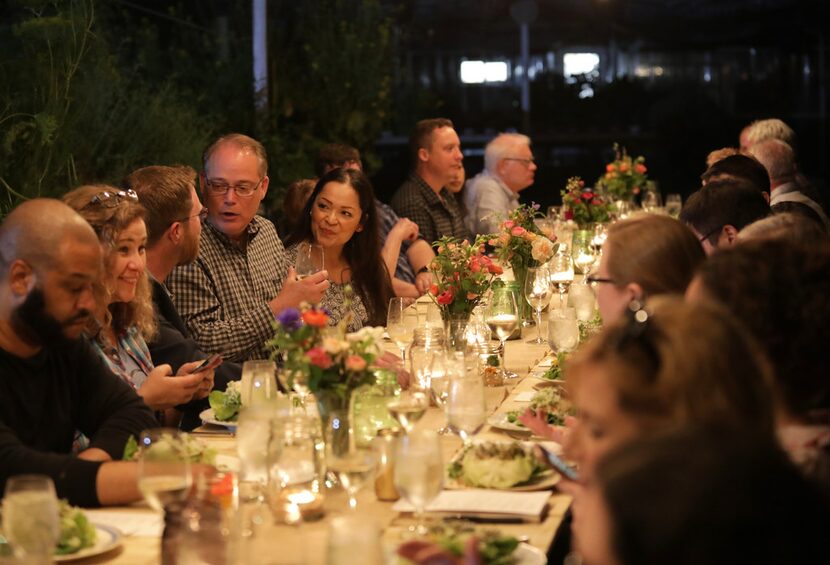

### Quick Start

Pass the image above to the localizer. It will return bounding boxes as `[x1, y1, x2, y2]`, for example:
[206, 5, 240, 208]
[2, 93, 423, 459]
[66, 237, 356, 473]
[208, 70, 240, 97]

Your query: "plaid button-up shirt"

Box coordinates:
[390, 172, 473, 247]
[167, 217, 287, 362]
[375, 199, 417, 283]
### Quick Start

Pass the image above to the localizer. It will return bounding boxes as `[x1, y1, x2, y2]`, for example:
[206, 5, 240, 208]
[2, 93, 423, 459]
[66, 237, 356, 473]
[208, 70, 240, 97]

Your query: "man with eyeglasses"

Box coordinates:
[124, 165, 242, 429]
[464, 133, 537, 236]
[390, 118, 472, 246]
[167, 134, 329, 362]
[0, 199, 159, 506]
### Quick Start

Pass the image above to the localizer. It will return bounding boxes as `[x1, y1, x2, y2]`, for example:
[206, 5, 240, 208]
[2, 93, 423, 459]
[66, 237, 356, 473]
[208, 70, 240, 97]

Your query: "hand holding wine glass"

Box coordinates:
[524, 266, 551, 344]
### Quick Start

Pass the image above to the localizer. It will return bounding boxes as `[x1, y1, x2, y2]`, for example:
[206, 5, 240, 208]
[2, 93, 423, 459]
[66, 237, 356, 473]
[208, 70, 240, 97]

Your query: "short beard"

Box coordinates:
[179, 225, 201, 265]
[10, 287, 90, 350]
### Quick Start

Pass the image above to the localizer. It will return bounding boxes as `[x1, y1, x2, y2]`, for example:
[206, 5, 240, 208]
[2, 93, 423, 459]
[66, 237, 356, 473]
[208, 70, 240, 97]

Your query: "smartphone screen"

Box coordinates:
[189, 354, 221, 374]
[535, 445, 580, 481]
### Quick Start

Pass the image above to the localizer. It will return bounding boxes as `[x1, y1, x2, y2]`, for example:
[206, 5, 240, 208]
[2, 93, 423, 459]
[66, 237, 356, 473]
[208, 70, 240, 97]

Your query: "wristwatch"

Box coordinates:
[417, 266, 430, 275]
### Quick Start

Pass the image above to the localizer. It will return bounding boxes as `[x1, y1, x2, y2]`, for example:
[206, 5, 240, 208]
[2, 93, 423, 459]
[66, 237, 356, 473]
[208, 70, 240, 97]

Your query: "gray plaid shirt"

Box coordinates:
[390, 172, 472, 246]
[166, 217, 287, 362]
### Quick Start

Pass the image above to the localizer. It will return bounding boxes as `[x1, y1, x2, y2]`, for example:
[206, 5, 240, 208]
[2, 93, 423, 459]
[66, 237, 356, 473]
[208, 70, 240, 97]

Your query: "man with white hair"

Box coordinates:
[748, 138, 829, 229]
[739, 118, 796, 152]
[464, 133, 537, 235]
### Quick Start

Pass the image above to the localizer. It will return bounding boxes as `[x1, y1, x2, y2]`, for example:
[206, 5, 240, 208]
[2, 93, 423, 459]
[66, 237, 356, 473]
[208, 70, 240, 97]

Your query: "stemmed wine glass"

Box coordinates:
[387, 297, 418, 366]
[549, 244, 575, 308]
[1, 475, 60, 563]
[394, 430, 443, 536]
[485, 286, 519, 379]
[524, 266, 551, 344]
[386, 389, 430, 434]
[137, 429, 192, 513]
[324, 411, 377, 511]
[429, 352, 462, 435]
[295, 242, 324, 279]
[572, 231, 597, 276]
[446, 372, 486, 445]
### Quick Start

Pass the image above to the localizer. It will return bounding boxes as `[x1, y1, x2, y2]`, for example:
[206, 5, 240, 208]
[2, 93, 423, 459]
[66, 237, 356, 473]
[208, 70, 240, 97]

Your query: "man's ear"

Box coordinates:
[720, 225, 739, 246]
[167, 221, 183, 245]
[8, 259, 35, 296]
[418, 147, 430, 164]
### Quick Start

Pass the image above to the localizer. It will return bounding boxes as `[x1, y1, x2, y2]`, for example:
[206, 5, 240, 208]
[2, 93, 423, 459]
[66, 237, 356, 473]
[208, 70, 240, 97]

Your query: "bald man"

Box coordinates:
[0, 199, 157, 507]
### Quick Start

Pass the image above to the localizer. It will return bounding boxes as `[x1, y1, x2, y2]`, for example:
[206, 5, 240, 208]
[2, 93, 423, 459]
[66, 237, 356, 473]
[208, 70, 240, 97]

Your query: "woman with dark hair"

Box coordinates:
[286, 168, 394, 329]
[64, 185, 213, 426]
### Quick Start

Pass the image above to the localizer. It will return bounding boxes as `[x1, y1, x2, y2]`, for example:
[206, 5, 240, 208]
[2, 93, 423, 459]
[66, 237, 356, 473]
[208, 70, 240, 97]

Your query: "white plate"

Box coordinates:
[54, 524, 122, 562]
[199, 408, 238, 432]
[487, 412, 533, 435]
[514, 542, 547, 565]
[446, 441, 560, 491]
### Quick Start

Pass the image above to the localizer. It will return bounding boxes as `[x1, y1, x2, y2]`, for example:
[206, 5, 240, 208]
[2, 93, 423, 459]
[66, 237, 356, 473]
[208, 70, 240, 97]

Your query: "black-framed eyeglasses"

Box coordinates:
[503, 157, 535, 167]
[586, 274, 615, 285]
[697, 227, 721, 244]
[204, 177, 264, 197]
[178, 208, 208, 223]
[84, 189, 138, 209]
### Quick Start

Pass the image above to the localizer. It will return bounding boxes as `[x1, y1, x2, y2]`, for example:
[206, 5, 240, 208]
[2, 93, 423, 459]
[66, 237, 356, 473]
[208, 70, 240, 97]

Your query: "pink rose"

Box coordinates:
[345, 355, 367, 372]
[502, 220, 515, 229]
[511, 226, 526, 237]
[306, 347, 333, 369]
[437, 288, 455, 305]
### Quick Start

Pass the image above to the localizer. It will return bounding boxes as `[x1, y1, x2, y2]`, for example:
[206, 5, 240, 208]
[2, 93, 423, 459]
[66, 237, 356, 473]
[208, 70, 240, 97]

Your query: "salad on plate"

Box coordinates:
[447, 441, 553, 490]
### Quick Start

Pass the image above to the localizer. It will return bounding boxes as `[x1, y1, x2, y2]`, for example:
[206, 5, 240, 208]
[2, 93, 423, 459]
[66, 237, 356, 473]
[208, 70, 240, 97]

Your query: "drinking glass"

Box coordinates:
[237, 405, 278, 502]
[241, 360, 278, 407]
[137, 429, 192, 513]
[295, 242, 324, 279]
[548, 307, 579, 353]
[523, 266, 551, 344]
[1, 475, 59, 563]
[424, 302, 443, 329]
[386, 389, 430, 434]
[590, 223, 608, 255]
[572, 230, 597, 275]
[533, 217, 555, 239]
[276, 368, 310, 405]
[547, 205, 563, 222]
[642, 190, 663, 213]
[485, 287, 519, 378]
[549, 244, 575, 308]
[394, 430, 443, 536]
[270, 415, 324, 521]
[665, 193, 682, 218]
[387, 297, 419, 365]
[324, 411, 377, 511]
[568, 283, 596, 322]
[446, 373, 486, 445]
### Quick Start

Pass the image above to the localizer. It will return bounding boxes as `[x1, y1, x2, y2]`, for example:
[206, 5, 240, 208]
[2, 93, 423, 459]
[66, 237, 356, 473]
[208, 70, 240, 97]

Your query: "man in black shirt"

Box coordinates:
[0, 199, 157, 506]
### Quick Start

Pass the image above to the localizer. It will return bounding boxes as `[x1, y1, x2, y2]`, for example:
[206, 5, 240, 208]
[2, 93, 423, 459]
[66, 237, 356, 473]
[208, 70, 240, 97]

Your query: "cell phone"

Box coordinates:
[534, 444, 580, 481]
[188, 354, 222, 374]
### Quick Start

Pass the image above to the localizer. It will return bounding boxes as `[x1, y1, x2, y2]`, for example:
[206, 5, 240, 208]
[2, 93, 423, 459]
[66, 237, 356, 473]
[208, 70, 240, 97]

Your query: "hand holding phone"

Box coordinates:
[188, 353, 222, 374]
[534, 444, 580, 481]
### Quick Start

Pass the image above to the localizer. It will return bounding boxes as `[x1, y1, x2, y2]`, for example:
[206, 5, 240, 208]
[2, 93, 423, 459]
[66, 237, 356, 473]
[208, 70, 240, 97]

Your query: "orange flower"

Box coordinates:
[635, 163, 647, 174]
[619, 162, 630, 173]
[302, 309, 329, 327]
[606, 164, 616, 173]
[429, 284, 440, 296]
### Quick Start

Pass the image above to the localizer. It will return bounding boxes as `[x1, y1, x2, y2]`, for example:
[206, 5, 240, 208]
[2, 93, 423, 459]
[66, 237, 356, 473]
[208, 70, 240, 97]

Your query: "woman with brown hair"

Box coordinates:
[588, 213, 705, 324]
[64, 185, 213, 425]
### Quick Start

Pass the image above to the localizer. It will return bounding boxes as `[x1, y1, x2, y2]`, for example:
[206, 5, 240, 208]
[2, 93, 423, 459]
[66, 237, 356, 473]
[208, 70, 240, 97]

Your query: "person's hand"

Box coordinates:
[373, 351, 411, 389]
[389, 218, 419, 243]
[77, 447, 112, 462]
[138, 364, 204, 410]
[414, 270, 433, 295]
[274, 267, 330, 309]
[177, 360, 216, 400]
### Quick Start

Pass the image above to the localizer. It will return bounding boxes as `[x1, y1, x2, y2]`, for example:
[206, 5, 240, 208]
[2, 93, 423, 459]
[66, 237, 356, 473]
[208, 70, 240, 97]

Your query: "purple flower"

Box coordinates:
[531, 202, 541, 210]
[277, 308, 302, 331]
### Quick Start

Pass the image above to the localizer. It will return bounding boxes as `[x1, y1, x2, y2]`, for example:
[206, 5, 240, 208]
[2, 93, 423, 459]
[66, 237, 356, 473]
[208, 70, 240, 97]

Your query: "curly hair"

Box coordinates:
[62, 185, 157, 341]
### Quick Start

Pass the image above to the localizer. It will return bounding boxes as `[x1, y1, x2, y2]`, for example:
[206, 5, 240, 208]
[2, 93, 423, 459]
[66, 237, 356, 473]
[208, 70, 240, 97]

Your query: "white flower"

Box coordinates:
[322, 337, 348, 355]
[347, 326, 385, 357]
[531, 236, 555, 262]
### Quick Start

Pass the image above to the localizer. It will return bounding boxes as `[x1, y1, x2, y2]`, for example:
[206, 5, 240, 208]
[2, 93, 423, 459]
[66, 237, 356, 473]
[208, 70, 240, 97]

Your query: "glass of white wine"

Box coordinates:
[386, 390, 430, 434]
[394, 430, 443, 535]
[295, 241, 324, 280]
[1, 474, 60, 563]
[324, 411, 377, 511]
[524, 266, 551, 344]
[485, 286, 519, 378]
[387, 297, 418, 365]
[137, 428, 192, 513]
[446, 373, 486, 446]
[550, 244, 575, 309]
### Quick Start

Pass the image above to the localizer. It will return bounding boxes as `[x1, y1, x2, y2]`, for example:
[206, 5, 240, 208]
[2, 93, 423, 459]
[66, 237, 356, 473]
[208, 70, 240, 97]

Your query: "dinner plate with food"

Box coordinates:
[50, 501, 123, 561]
[490, 387, 574, 436]
[446, 440, 560, 491]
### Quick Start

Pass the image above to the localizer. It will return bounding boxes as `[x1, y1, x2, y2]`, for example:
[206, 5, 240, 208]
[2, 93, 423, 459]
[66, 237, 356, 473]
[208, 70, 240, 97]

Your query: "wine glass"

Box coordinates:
[394, 430, 443, 536]
[665, 193, 682, 218]
[485, 286, 519, 379]
[446, 373, 486, 445]
[1, 475, 60, 562]
[548, 307, 580, 353]
[236, 405, 278, 503]
[386, 389, 430, 434]
[549, 244, 575, 308]
[137, 429, 192, 513]
[241, 360, 278, 407]
[387, 297, 418, 365]
[572, 231, 596, 276]
[295, 242, 324, 279]
[524, 266, 551, 344]
[428, 352, 462, 435]
[642, 189, 663, 213]
[324, 411, 377, 511]
[276, 368, 310, 405]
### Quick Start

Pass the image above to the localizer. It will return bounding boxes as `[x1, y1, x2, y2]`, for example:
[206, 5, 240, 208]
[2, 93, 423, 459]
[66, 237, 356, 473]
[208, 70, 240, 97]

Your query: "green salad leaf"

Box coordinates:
[208, 380, 241, 421]
[122, 432, 216, 465]
[122, 435, 138, 461]
[55, 500, 96, 555]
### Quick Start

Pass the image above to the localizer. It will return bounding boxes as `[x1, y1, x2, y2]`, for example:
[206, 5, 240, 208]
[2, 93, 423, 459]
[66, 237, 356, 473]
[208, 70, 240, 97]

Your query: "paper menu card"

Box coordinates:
[392, 490, 549, 522]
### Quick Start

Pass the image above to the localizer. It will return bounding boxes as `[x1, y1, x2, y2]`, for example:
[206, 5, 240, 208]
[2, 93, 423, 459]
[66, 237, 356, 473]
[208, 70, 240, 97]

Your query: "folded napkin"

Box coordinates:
[393, 490, 549, 522]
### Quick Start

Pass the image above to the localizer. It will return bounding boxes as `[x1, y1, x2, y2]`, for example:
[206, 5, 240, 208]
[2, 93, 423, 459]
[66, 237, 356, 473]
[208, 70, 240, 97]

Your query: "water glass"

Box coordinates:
[295, 242, 324, 279]
[548, 307, 579, 353]
[665, 193, 682, 218]
[241, 360, 278, 407]
[269, 414, 325, 521]
[387, 297, 418, 364]
[237, 405, 279, 502]
[137, 429, 192, 513]
[446, 373, 486, 444]
[324, 411, 377, 511]
[394, 430, 443, 535]
[642, 190, 664, 213]
[1, 475, 59, 562]
[569, 283, 596, 322]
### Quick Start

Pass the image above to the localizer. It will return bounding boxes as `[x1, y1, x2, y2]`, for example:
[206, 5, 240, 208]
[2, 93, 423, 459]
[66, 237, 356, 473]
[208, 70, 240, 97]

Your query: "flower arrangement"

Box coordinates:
[267, 301, 384, 406]
[561, 177, 614, 228]
[429, 235, 503, 317]
[595, 143, 649, 202]
[488, 203, 557, 272]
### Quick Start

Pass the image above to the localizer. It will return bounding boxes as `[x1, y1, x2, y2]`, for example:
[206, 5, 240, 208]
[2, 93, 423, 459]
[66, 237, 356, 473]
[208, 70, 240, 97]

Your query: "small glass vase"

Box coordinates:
[316, 390, 351, 457]
[442, 311, 472, 353]
[509, 260, 534, 327]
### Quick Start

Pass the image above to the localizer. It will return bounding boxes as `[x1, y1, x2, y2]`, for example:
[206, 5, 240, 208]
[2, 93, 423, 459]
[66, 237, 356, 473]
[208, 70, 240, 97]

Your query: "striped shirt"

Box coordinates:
[390, 172, 473, 247]
[375, 199, 417, 283]
[167, 217, 287, 362]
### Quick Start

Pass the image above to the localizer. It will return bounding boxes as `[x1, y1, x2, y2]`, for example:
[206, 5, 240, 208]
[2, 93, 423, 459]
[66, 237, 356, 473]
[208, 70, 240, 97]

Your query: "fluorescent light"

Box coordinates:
[460, 61, 486, 83]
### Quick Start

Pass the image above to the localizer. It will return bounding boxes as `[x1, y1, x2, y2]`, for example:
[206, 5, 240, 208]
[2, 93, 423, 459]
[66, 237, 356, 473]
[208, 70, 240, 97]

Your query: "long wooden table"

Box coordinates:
[75, 324, 571, 564]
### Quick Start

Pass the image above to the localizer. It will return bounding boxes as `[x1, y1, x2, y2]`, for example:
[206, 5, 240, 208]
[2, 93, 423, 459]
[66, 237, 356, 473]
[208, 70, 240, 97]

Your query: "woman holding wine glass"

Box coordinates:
[286, 168, 394, 331]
